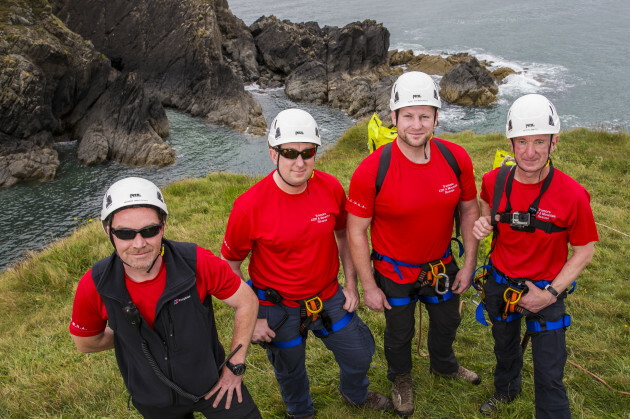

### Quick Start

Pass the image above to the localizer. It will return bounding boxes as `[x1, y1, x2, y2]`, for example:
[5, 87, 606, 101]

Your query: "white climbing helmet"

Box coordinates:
[506, 94, 560, 139]
[390, 71, 442, 111]
[267, 108, 321, 147]
[100, 177, 168, 231]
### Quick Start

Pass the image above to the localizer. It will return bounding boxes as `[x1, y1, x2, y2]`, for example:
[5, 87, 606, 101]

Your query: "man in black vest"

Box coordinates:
[69, 177, 261, 418]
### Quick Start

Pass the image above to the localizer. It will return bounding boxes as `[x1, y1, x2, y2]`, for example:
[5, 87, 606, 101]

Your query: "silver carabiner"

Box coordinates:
[435, 273, 450, 295]
[471, 291, 482, 307]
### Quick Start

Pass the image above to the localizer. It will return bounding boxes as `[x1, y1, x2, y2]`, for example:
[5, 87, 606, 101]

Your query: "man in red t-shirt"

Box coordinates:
[222, 109, 392, 419]
[346, 71, 481, 417]
[69, 177, 261, 418]
[472, 94, 598, 417]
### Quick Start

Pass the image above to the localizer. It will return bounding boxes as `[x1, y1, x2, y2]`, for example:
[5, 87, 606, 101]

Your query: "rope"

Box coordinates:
[595, 222, 630, 239]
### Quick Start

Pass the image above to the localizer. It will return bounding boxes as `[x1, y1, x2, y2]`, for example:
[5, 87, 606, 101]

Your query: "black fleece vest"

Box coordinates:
[91, 240, 225, 407]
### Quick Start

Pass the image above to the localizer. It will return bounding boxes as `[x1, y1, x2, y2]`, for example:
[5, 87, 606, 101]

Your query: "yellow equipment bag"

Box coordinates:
[368, 113, 397, 153]
[493, 149, 515, 169]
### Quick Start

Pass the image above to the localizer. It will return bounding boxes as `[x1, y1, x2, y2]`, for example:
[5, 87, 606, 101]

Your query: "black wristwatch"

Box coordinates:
[226, 361, 247, 376]
[545, 284, 559, 298]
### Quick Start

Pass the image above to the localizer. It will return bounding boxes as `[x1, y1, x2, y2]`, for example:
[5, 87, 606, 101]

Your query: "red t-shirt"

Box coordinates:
[347, 138, 477, 284]
[480, 167, 598, 281]
[69, 246, 241, 336]
[221, 170, 345, 305]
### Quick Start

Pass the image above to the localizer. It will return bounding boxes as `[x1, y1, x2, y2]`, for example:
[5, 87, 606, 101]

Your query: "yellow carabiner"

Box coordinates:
[429, 260, 446, 276]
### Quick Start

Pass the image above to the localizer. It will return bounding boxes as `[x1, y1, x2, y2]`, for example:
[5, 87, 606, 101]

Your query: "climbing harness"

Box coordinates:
[246, 280, 354, 348]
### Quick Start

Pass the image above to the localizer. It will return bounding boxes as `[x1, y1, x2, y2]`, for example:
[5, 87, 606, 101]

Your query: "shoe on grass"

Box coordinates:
[391, 373, 414, 417]
[479, 392, 519, 415]
[430, 365, 481, 385]
[343, 390, 393, 411]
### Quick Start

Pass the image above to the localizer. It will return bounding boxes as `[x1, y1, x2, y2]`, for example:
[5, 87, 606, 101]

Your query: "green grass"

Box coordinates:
[1, 123, 629, 418]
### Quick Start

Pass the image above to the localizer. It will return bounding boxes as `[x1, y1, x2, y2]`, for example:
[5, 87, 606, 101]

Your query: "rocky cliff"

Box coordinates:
[51, 0, 266, 135]
[0, 0, 174, 188]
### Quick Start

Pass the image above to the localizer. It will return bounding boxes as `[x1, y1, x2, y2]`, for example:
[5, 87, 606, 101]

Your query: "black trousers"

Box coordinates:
[374, 262, 461, 381]
[483, 275, 571, 419]
[132, 382, 261, 419]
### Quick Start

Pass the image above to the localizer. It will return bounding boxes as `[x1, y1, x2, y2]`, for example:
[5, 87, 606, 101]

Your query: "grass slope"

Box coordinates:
[0, 123, 628, 418]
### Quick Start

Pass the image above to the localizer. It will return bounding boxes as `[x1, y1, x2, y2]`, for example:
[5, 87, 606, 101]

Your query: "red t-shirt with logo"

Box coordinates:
[221, 170, 345, 305]
[480, 167, 598, 281]
[347, 138, 477, 284]
[69, 246, 241, 336]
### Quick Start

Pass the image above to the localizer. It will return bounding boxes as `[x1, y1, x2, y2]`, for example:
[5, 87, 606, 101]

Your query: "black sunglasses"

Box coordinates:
[274, 147, 317, 160]
[111, 223, 163, 240]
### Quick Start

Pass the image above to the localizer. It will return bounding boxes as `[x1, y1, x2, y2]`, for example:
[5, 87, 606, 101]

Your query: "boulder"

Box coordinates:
[389, 49, 414, 66]
[439, 57, 499, 106]
[492, 67, 517, 83]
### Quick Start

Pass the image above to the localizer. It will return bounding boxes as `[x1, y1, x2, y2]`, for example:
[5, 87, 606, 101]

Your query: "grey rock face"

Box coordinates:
[439, 58, 499, 107]
[1, 0, 174, 187]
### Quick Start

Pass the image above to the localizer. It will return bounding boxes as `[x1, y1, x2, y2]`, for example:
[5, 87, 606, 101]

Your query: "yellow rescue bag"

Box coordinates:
[493, 149, 515, 169]
[368, 113, 397, 153]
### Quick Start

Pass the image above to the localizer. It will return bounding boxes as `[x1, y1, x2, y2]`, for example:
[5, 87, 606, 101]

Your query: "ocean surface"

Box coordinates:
[1, 0, 628, 271]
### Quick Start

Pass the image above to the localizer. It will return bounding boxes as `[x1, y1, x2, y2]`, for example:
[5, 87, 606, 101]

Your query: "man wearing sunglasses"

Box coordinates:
[69, 177, 261, 418]
[221, 109, 392, 419]
[346, 71, 481, 417]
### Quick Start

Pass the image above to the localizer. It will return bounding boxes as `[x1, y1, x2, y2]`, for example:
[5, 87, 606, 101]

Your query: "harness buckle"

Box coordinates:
[304, 296, 323, 319]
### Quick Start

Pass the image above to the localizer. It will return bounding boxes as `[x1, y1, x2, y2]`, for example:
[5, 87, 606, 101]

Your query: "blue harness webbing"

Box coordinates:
[372, 239, 463, 281]
[473, 266, 575, 332]
[246, 280, 355, 348]
[373, 240, 462, 306]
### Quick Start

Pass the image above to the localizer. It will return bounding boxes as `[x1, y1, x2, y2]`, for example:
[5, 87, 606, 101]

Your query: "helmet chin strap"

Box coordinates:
[144, 241, 165, 274]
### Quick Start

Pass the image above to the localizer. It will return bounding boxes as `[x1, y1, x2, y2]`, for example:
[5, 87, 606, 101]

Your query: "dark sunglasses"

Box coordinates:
[275, 147, 317, 160]
[111, 223, 163, 240]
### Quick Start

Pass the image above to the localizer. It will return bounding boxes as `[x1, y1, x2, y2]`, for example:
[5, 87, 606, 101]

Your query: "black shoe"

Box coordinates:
[479, 392, 519, 415]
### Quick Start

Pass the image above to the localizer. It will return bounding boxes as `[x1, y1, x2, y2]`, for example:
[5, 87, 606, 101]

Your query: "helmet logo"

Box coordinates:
[548, 115, 555, 126]
[526, 123, 535, 128]
[157, 191, 164, 202]
[130, 193, 141, 198]
[275, 127, 281, 139]
[295, 130, 304, 135]
[412, 94, 422, 99]
[105, 195, 112, 208]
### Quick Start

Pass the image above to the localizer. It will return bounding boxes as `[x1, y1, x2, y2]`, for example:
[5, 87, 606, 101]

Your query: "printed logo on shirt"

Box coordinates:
[173, 294, 191, 305]
[311, 212, 332, 224]
[438, 183, 458, 194]
[535, 208, 557, 222]
[347, 197, 366, 209]
[223, 238, 231, 251]
[71, 319, 89, 331]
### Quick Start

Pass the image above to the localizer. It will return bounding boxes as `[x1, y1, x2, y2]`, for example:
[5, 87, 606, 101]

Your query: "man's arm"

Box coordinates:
[335, 228, 359, 312]
[520, 241, 595, 313]
[72, 327, 115, 353]
[221, 257, 275, 350]
[346, 213, 391, 311]
[452, 197, 480, 294]
[205, 279, 258, 408]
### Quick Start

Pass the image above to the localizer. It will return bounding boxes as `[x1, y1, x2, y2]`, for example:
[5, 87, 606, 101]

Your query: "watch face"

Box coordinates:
[229, 362, 246, 376]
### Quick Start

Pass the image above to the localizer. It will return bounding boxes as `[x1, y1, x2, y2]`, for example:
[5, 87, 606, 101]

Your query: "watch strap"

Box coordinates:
[545, 284, 559, 298]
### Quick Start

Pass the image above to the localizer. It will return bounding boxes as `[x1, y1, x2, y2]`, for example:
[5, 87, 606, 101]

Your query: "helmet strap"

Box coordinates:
[145, 242, 165, 274]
